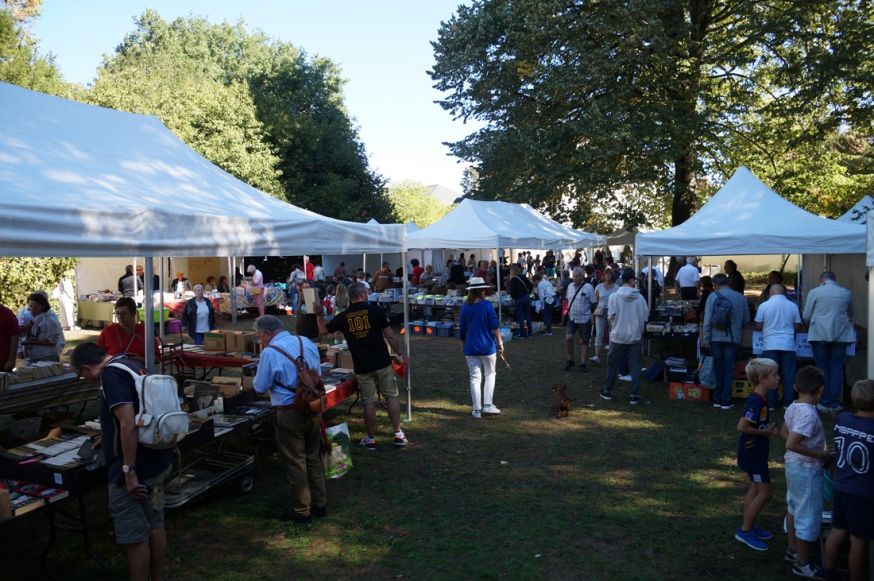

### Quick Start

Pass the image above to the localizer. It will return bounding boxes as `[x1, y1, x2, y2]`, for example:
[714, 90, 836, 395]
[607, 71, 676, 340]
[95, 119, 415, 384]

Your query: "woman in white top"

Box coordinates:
[182, 284, 216, 346]
[591, 269, 619, 364]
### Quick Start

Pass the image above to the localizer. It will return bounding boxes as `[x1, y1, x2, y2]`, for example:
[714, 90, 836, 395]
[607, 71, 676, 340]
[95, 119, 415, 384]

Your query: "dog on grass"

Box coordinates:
[552, 383, 573, 419]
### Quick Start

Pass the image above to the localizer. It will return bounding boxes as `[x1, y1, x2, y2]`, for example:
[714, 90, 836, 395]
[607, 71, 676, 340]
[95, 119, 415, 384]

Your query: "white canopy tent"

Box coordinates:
[637, 166, 868, 379]
[0, 81, 405, 378]
[635, 167, 865, 256]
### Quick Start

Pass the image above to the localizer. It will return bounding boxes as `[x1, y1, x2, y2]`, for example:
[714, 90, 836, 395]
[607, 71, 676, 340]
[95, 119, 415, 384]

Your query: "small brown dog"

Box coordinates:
[552, 383, 573, 418]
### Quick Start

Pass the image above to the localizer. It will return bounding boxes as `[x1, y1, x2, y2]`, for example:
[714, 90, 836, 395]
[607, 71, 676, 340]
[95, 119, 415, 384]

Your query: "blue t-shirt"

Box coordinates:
[99, 356, 175, 486]
[833, 411, 874, 498]
[458, 300, 499, 356]
[737, 393, 770, 463]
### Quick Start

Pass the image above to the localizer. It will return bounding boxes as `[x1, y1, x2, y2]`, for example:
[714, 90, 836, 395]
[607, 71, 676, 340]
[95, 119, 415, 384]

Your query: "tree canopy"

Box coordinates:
[387, 181, 453, 228]
[431, 0, 873, 230]
[90, 11, 393, 222]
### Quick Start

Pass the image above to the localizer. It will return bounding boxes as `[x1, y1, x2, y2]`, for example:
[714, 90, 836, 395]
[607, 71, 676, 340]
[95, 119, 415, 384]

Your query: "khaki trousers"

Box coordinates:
[275, 407, 327, 518]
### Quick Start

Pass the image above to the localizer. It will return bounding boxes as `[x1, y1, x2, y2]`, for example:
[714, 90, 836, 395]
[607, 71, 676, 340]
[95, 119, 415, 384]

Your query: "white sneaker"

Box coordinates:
[618, 374, 631, 382]
[589, 356, 600, 364]
[482, 404, 501, 414]
[471, 409, 482, 418]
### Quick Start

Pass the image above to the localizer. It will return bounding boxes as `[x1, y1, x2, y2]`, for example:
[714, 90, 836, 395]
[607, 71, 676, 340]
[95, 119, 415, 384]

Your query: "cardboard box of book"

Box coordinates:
[668, 382, 711, 402]
[211, 376, 242, 397]
[203, 331, 226, 351]
[225, 331, 256, 353]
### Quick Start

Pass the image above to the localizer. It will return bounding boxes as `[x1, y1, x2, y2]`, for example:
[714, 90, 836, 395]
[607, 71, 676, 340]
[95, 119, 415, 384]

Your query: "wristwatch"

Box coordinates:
[122, 464, 136, 474]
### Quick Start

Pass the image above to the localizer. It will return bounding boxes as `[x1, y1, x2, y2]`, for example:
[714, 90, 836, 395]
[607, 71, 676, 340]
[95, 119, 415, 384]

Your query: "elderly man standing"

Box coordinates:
[252, 315, 327, 523]
[676, 257, 700, 300]
[563, 266, 596, 372]
[753, 284, 802, 410]
[314, 282, 407, 450]
[803, 271, 854, 413]
[599, 268, 648, 404]
[702, 273, 750, 410]
[248, 264, 266, 317]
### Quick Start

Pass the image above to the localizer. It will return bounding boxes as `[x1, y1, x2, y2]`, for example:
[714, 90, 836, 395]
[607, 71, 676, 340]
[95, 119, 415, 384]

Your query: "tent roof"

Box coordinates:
[635, 167, 865, 256]
[839, 195, 874, 224]
[0, 82, 403, 257]
[406, 199, 604, 249]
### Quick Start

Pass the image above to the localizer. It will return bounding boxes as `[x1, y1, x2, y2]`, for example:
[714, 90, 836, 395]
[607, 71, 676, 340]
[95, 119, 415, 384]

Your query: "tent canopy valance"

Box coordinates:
[635, 167, 865, 257]
[0, 82, 404, 258]
[406, 199, 604, 250]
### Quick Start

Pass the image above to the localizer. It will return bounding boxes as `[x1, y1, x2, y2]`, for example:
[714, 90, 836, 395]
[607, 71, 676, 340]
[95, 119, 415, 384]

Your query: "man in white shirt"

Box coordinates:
[754, 284, 802, 409]
[676, 256, 700, 300]
[563, 267, 595, 372]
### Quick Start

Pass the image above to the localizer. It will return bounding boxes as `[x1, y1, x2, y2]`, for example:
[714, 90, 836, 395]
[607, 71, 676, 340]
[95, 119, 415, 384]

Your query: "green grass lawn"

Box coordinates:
[1, 322, 819, 580]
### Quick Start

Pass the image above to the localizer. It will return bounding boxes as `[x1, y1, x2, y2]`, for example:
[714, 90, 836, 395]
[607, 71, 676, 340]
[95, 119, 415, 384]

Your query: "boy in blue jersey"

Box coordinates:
[735, 358, 780, 551]
[824, 379, 874, 581]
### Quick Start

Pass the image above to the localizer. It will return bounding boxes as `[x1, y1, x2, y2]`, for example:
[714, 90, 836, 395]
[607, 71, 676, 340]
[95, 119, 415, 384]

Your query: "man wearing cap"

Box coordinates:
[600, 268, 649, 404]
[313, 282, 407, 450]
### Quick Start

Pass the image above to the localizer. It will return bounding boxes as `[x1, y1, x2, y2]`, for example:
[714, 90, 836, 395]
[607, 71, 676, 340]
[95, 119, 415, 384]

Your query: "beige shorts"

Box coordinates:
[107, 467, 171, 544]
[356, 365, 398, 404]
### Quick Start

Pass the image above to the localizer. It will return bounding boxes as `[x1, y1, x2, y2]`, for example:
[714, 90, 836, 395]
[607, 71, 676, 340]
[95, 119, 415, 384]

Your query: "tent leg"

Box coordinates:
[144, 259, 155, 373]
[869, 266, 874, 380]
[158, 256, 165, 339]
[402, 260, 411, 421]
[231, 257, 238, 325]
[496, 245, 502, 328]
[648, 256, 653, 311]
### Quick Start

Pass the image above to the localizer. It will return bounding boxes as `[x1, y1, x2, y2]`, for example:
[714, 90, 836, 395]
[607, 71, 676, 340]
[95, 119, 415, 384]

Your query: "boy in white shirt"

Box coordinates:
[781, 365, 830, 578]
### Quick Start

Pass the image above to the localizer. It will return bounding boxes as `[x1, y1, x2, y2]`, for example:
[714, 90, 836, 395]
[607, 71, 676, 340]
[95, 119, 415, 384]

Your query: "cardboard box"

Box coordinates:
[203, 331, 226, 351]
[0, 488, 11, 521]
[212, 376, 242, 397]
[335, 350, 354, 370]
[225, 332, 255, 353]
[668, 382, 711, 402]
[242, 376, 254, 390]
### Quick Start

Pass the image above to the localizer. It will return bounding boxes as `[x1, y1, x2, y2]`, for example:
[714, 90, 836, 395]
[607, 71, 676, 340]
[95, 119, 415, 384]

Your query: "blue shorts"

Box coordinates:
[738, 455, 770, 483]
[832, 489, 874, 540]
[785, 462, 823, 542]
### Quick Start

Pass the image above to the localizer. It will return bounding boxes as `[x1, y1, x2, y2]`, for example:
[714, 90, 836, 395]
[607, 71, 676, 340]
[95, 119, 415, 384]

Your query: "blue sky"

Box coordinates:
[32, 0, 473, 196]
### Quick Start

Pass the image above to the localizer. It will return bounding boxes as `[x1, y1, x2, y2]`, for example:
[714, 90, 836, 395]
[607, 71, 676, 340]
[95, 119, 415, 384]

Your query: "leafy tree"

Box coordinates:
[387, 180, 453, 228]
[94, 11, 392, 222]
[431, 1, 873, 229]
[0, 258, 78, 312]
[0, 5, 63, 93]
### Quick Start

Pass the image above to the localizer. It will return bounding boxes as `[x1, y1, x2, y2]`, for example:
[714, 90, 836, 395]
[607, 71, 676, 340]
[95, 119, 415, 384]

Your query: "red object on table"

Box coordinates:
[325, 377, 358, 410]
[164, 297, 221, 317]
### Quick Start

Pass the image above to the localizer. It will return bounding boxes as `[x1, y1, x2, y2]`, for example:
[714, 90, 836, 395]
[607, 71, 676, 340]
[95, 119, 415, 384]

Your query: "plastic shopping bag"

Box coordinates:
[698, 355, 717, 388]
[324, 422, 353, 479]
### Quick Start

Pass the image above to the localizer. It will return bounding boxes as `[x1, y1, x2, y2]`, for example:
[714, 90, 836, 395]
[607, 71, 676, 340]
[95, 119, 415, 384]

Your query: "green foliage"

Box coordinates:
[387, 180, 453, 228]
[0, 7, 63, 93]
[431, 1, 873, 228]
[0, 258, 78, 310]
[91, 10, 392, 222]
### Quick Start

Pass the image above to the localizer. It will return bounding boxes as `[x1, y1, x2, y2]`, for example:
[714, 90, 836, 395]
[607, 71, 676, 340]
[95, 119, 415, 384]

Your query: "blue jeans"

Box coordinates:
[711, 341, 738, 405]
[763, 349, 797, 408]
[811, 341, 847, 409]
[542, 301, 553, 333]
[514, 296, 533, 337]
[288, 286, 299, 313]
[194, 332, 205, 345]
[603, 341, 641, 396]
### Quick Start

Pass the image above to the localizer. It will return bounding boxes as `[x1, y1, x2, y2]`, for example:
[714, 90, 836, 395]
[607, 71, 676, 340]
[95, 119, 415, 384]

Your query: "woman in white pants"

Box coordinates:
[458, 277, 504, 418]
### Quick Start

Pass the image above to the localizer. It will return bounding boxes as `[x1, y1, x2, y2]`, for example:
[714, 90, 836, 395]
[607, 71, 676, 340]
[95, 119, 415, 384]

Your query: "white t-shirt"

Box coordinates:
[676, 264, 700, 288]
[195, 300, 210, 333]
[783, 402, 826, 468]
[640, 265, 665, 287]
[754, 294, 801, 351]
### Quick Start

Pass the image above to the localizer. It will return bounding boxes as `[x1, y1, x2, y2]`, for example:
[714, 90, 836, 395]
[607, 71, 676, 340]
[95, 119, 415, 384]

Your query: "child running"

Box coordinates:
[782, 365, 830, 578]
[735, 358, 780, 551]
[824, 379, 874, 581]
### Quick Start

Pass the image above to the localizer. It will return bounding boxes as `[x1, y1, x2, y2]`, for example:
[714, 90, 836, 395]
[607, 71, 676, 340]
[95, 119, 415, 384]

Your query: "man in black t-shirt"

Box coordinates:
[72, 342, 174, 581]
[314, 282, 408, 450]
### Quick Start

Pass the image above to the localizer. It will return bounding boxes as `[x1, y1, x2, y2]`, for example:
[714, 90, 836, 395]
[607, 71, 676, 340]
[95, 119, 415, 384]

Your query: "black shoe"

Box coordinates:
[579, 364, 589, 373]
[599, 390, 613, 401]
[280, 511, 312, 524]
[564, 360, 575, 371]
[312, 505, 328, 518]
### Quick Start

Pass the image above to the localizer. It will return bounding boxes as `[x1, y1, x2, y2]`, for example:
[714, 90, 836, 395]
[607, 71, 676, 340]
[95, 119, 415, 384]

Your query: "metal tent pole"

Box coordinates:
[496, 245, 502, 327]
[231, 257, 238, 325]
[403, 256, 411, 421]
[144, 258, 155, 372]
[158, 256, 165, 339]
